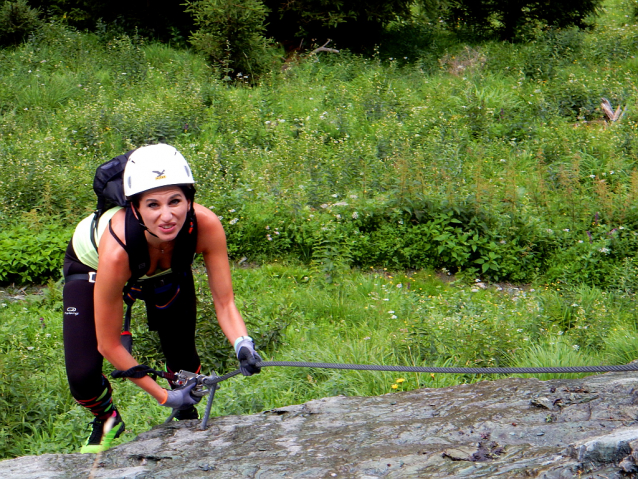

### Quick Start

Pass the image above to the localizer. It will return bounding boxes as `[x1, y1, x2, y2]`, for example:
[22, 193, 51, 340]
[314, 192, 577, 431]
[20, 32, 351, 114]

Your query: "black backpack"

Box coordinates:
[88, 150, 136, 351]
[89, 150, 135, 250]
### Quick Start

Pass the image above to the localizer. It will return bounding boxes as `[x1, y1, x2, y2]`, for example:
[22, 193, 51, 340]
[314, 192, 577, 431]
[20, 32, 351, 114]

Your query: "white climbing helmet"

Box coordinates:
[123, 144, 194, 198]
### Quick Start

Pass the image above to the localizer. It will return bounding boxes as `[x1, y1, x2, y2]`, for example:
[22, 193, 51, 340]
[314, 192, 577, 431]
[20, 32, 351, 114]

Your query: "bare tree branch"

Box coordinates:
[601, 97, 626, 122]
[310, 39, 340, 55]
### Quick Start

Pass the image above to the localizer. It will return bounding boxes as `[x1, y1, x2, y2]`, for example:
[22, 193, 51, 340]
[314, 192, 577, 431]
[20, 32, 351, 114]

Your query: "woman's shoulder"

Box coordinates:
[193, 203, 221, 227]
[193, 203, 225, 253]
[96, 208, 131, 280]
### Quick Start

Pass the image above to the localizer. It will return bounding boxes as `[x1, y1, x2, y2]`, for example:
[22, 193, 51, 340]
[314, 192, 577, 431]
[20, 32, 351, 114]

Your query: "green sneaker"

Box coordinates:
[80, 409, 125, 454]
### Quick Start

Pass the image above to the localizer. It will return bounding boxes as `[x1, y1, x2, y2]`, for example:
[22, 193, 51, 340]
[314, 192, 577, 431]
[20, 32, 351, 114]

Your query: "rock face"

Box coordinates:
[5, 371, 638, 478]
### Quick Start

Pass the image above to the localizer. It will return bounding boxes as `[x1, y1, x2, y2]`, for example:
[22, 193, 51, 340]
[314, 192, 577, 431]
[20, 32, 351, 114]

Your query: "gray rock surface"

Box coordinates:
[5, 371, 638, 478]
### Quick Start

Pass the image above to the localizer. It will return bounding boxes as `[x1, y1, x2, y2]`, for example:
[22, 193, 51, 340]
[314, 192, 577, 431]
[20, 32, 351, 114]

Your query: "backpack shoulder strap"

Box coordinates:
[108, 219, 127, 251]
[124, 205, 151, 282]
[171, 205, 198, 275]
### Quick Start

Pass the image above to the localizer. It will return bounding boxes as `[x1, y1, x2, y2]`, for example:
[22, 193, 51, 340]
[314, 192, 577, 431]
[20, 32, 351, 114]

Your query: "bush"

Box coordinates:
[0, 0, 42, 46]
[186, 0, 276, 80]
[27, 0, 193, 42]
[0, 216, 69, 284]
[263, 0, 415, 52]
[443, 0, 603, 41]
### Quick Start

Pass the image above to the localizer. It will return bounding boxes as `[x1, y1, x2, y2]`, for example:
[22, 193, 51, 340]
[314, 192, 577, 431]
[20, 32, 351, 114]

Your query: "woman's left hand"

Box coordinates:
[235, 338, 262, 376]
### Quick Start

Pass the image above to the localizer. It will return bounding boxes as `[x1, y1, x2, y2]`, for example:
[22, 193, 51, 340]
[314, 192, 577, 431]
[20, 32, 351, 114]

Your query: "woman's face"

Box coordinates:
[137, 186, 190, 242]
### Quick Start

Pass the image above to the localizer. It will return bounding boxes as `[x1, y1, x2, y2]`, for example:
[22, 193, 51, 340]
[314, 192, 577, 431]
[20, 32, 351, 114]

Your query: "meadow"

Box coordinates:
[2, 0, 638, 458]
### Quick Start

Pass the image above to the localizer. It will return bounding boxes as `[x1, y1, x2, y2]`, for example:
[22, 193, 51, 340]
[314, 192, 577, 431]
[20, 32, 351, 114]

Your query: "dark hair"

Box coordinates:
[129, 184, 195, 208]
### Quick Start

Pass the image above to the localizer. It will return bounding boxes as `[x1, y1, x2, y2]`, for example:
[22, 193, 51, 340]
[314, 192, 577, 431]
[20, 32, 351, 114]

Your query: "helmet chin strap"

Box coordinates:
[130, 203, 159, 239]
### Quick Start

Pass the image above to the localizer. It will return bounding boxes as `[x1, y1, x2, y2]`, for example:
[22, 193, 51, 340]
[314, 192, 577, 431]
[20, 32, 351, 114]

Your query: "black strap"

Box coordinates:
[108, 219, 127, 250]
[124, 206, 152, 281]
[111, 364, 175, 381]
[64, 272, 96, 283]
[123, 301, 132, 333]
[90, 211, 100, 250]
[131, 203, 159, 239]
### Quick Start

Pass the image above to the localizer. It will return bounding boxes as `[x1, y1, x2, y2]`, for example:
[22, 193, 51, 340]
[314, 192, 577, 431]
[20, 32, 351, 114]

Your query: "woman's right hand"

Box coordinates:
[160, 380, 200, 410]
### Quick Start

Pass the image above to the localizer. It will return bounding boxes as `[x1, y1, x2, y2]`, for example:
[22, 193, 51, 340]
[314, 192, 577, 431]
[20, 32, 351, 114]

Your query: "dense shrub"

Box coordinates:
[3, 10, 638, 288]
[262, 0, 415, 52]
[0, 217, 70, 284]
[186, 0, 275, 80]
[443, 0, 603, 41]
[27, 0, 193, 42]
[0, 0, 42, 46]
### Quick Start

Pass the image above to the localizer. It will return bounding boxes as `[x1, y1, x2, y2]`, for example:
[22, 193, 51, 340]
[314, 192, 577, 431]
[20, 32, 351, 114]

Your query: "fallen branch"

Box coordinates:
[601, 97, 626, 122]
[310, 39, 340, 55]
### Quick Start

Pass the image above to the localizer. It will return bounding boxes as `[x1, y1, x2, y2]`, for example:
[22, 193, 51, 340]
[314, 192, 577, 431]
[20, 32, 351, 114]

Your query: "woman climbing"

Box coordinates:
[62, 143, 261, 453]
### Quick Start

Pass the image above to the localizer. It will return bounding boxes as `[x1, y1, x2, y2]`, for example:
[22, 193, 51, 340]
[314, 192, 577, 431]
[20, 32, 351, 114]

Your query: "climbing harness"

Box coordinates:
[113, 360, 638, 430]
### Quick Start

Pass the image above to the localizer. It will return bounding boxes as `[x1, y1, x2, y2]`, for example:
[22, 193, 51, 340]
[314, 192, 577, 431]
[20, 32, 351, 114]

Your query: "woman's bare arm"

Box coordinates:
[93, 210, 167, 402]
[194, 203, 248, 346]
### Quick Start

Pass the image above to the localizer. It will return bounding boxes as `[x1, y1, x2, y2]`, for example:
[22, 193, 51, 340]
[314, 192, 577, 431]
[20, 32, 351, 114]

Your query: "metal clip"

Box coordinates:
[175, 370, 210, 397]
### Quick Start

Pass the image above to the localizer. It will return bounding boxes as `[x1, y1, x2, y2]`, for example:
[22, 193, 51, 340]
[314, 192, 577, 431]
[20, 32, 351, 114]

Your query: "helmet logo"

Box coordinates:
[152, 170, 166, 180]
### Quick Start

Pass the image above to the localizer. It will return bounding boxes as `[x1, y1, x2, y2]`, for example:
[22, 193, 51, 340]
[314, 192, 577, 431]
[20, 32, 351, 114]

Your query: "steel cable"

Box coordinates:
[113, 361, 638, 429]
[199, 360, 638, 386]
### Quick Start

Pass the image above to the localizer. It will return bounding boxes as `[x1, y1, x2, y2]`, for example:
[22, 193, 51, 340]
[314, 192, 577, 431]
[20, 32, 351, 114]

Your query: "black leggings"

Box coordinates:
[62, 241, 200, 406]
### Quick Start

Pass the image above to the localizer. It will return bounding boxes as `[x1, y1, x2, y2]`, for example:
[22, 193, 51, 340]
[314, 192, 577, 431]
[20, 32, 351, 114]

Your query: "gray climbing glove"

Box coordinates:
[161, 378, 200, 410]
[234, 336, 262, 376]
